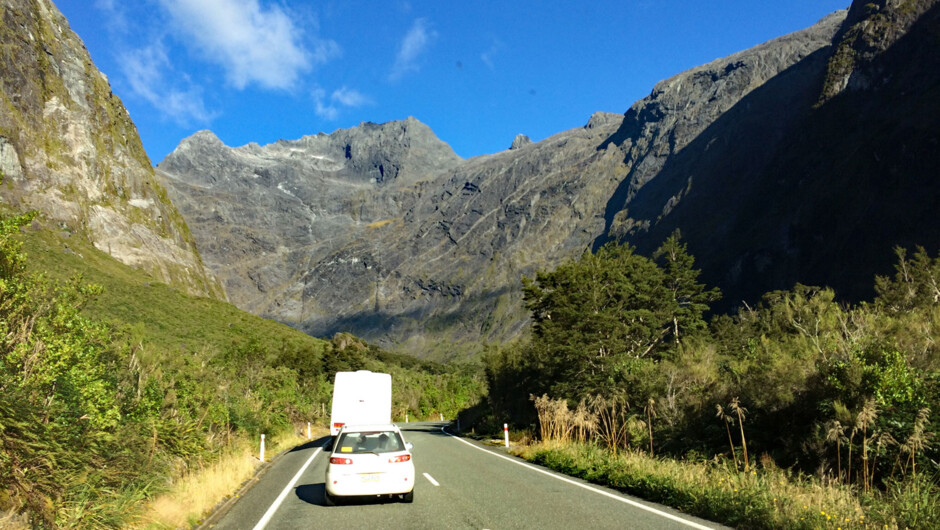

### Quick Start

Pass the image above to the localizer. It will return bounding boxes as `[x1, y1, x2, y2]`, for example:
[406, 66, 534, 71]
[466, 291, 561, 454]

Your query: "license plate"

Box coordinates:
[360, 474, 380, 483]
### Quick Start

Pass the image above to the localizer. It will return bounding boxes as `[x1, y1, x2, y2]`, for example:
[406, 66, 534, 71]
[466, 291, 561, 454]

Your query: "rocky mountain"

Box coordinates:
[156, 0, 939, 360]
[157, 7, 861, 360]
[157, 118, 463, 319]
[157, 114, 628, 358]
[613, 0, 940, 309]
[0, 0, 222, 297]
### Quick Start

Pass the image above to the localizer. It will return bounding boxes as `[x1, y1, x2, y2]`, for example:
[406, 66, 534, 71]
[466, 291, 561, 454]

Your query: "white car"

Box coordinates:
[325, 424, 415, 505]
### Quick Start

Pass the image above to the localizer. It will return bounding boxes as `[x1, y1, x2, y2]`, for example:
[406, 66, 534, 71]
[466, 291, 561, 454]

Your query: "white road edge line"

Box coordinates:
[253, 443, 326, 530]
[423, 472, 440, 486]
[441, 427, 714, 530]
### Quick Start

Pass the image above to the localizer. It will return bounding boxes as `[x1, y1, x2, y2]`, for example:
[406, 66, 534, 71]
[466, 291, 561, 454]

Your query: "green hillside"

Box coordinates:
[1, 210, 483, 527]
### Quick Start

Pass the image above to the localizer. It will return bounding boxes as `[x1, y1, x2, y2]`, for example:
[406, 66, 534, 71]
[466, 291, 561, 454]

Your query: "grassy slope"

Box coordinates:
[9, 218, 487, 526]
[18, 220, 329, 359]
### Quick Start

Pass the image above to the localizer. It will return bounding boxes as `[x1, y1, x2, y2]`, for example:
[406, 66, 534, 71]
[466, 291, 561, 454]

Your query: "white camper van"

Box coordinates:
[330, 370, 392, 436]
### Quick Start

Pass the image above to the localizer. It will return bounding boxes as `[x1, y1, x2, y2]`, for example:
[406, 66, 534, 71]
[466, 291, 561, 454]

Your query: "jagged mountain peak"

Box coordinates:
[189, 129, 225, 144]
[820, 0, 935, 103]
[585, 112, 622, 130]
[509, 134, 532, 150]
[161, 116, 461, 188]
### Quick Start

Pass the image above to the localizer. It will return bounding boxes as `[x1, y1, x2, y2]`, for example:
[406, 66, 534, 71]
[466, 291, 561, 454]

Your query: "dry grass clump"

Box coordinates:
[135, 425, 320, 528]
[0, 509, 30, 529]
[531, 394, 636, 453]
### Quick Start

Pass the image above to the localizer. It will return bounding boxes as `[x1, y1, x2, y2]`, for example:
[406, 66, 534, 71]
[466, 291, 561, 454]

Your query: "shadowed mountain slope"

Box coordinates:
[617, 0, 940, 309]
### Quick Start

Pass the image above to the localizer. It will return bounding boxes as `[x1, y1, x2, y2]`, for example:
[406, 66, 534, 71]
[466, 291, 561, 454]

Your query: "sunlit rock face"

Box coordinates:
[0, 0, 223, 297]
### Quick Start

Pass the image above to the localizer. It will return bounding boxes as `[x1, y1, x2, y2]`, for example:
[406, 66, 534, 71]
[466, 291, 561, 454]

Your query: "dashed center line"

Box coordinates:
[423, 472, 440, 486]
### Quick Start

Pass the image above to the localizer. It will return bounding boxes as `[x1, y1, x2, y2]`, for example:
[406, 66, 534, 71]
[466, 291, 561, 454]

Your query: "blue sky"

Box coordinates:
[55, 1, 849, 164]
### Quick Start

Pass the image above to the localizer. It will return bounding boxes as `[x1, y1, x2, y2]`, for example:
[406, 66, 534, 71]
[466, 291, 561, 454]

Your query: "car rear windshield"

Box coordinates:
[335, 430, 405, 454]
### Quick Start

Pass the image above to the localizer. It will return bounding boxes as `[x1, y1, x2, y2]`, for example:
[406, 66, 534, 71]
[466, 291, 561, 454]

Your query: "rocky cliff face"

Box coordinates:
[598, 10, 847, 241]
[820, 0, 937, 103]
[618, 0, 940, 309]
[0, 0, 222, 297]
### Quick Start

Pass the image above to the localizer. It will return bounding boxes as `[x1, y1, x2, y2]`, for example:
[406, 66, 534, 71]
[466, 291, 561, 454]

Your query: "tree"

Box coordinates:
[644, 397, 657, 456]
[826, 419, 845, 481]
[730, 397, 750, 471]
[652, 230, 721, 347]
[522, 243, 671, 399]
[875, 246, 940, 313]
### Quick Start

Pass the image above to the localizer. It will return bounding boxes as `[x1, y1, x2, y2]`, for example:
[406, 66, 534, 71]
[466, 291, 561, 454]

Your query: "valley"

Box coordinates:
[1, 0, 938, 527]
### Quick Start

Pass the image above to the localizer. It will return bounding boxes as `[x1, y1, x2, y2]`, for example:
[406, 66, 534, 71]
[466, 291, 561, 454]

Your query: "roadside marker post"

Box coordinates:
[504, 424, 509, 448]
[307, 422, 311, 439]
[260, 434, 266, 462]
[440, 412, 444, 421]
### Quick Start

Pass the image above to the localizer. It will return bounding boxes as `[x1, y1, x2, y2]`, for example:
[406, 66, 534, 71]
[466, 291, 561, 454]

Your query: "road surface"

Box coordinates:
[207, 422, 726, 529]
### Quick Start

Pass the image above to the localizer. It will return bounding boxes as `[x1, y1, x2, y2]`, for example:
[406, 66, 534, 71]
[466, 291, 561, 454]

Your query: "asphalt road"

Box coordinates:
[207, 422, 726, 530]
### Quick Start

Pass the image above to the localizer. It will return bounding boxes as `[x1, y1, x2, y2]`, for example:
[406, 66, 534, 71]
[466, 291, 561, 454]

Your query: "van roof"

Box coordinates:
[337, 423, 400, 433]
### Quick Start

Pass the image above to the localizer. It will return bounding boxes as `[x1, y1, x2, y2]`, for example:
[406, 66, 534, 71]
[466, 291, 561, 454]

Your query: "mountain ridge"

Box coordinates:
[156, 1, 938, 359]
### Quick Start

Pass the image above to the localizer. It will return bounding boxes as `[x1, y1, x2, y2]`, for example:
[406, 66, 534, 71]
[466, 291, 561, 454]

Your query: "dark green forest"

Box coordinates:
[477, 231, 939, 513]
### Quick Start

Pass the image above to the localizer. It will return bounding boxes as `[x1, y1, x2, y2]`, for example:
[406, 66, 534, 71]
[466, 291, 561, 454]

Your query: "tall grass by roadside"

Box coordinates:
[511, 439, 940, 529]
[516, 442, 872, 529]
[519, 394, 940, 528]
[137, 424, 325, 529]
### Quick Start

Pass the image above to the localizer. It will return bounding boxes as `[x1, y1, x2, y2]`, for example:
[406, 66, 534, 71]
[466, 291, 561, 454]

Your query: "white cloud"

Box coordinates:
[157, 0, 339, 90]
[331, 87, 371, 107]
[481, 38, 503, 70]
[389, 18, 436, 82]
[94, 0, 118, 12]
[313, 86, 373, 120]
[94, 0, 130, 33]
[119, 43, 215, 126]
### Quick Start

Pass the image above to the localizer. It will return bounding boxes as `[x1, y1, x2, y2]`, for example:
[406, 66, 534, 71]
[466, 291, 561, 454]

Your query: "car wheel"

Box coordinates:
[401, 490, 414, 503]
[324, 490, 337, 507]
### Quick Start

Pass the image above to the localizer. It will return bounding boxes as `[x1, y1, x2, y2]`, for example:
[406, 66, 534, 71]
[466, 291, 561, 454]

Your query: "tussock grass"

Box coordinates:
[136, 425, 324, 529]
[0, 509, 29, 529]
[514, 442, 889, 529]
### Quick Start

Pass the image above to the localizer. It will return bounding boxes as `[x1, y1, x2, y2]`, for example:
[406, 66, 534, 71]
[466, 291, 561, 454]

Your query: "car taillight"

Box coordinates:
[330, 457, 354, 465]
[333, 422, 345, 430]
[389, 454, 411, 463]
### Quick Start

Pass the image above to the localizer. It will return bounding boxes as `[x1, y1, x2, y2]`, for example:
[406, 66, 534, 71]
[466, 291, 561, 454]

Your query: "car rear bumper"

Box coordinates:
[325, 468, 414, 497]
